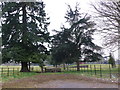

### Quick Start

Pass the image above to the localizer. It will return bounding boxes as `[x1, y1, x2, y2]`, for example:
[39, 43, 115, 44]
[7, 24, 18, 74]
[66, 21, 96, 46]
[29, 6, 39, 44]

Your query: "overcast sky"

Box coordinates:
[43, 0, 118, 60]
[1, 0, 118, 59]
[44, 0, 95, 32]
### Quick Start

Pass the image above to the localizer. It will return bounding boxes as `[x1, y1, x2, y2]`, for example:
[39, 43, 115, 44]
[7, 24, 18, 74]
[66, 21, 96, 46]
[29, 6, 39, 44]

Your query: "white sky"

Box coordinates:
[44, 0, 95, 32]
[43, 0, 118, 60]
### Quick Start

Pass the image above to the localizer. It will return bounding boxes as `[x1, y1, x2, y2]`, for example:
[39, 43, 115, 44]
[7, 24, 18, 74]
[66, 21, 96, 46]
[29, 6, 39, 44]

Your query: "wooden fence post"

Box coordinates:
[67, 66, 68, 71]
[90, 65, 92, 75]
[100, 65, 102, 78]
[94, 65, 96, 75]
[87, 65, 89, 74]
[1, 68, 3, 77]
[7, 68, 9, 76]
[109, 64, 112, 78]
[13, 68, 14, 76]
[17, 68, 19, 75]
[81, 66, 82, 73]
[84, 66, 85, 72]
[32, 66, 34, 71]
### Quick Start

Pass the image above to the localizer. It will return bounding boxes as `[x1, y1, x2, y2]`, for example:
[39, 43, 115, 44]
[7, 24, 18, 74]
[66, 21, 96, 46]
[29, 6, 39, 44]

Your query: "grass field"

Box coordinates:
[0, 64, 119, 82]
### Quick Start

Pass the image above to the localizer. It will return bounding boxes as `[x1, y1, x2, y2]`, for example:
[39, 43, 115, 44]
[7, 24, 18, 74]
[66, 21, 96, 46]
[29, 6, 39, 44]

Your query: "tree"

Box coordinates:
[108, 53, 116, 68]
[92, 1, 120, 50]
[51, 4, 103, 71]
[30, 53, 47, 72]
[51, 39, 77, 69]
[64, 4, 102, 71]
[2, 2, 50, 72]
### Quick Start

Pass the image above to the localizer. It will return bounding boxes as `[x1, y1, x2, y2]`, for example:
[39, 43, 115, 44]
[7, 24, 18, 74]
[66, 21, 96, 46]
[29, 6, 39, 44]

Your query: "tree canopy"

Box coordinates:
[92, 1, 120, 50]
[51, 4, 103, 71]
[2, 1, 50, 72]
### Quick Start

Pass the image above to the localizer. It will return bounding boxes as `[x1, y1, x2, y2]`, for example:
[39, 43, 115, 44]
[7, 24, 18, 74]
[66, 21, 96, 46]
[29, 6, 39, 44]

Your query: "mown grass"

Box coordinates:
[66, 64, 119, 79]
[1, 72, 40, 82]
[0, 64, 119, 82]
[0, 66, 40, 82]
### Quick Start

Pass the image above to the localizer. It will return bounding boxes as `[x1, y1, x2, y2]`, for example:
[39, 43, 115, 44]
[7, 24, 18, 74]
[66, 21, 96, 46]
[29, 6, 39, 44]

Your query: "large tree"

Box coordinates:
[2, 2, 50, 72]
[92, 1, 120, 50]
[51, 4, 102, 71]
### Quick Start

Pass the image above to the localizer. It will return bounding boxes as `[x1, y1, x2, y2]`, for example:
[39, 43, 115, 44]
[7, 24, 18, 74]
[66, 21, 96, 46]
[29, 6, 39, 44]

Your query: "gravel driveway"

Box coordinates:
[34, 80, 118, 88]
[2, 74, 119, 88]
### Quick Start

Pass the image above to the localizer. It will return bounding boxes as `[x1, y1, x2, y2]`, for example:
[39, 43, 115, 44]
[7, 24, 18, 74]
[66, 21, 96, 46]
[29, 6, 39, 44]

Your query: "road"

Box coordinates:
[34, 80, 118, 88]
[2, 74, 119, 88]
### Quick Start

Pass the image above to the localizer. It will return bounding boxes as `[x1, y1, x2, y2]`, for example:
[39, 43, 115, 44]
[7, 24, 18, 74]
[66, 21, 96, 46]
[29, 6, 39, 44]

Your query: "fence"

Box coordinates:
[63, 64, 119, 79]
[0, 64, 119, 80]
[0, 67, 21, 77]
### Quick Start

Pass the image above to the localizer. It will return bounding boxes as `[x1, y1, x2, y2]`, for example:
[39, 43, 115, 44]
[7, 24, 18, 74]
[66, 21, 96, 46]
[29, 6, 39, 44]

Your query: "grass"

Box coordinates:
[67, 64, 119, 79]
[1, 72, 40, 82]
[0, 66, 40, 82]
[0, 64, 119, 82]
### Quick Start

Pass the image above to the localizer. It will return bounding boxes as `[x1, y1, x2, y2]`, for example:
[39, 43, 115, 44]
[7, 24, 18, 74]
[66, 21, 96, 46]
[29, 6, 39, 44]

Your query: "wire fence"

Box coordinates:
[63, 64, 119, 79]
[0, 67, 21, 77]
[0, 64, 119, 80]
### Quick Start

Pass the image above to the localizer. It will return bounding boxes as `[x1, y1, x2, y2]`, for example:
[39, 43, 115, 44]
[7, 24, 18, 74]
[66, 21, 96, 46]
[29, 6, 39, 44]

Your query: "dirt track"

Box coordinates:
[2, 74, 119, 88]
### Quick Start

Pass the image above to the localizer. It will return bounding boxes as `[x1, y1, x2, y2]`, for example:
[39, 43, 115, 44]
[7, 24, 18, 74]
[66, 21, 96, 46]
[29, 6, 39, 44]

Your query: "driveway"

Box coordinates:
[34, 80, 118, 88]
[2, 74, 119, 88]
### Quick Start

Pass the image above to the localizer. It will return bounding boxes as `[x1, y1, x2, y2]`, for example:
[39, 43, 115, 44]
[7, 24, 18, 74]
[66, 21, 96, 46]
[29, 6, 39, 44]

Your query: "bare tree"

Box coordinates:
[92, 1, 120, 51]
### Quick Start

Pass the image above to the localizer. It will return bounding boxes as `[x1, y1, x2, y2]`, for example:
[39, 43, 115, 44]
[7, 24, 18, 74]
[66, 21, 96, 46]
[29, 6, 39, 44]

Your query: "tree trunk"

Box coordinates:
[55, 64, 57, 68]
[76, 61, 80, 71]
[63, 63, 66, 70]
[20, 62, 30, 72]
[28, 62, 30, 71]
[40, 66, 44, 73]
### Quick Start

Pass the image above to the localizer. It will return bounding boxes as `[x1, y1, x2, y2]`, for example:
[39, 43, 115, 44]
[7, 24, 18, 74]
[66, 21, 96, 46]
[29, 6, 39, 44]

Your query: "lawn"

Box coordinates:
[0, 66, 40, 82]
[0, 64, 119, 82]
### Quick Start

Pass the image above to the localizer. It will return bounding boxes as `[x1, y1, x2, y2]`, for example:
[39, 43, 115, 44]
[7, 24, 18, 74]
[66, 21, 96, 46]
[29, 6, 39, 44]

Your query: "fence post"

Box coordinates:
[1, 68, 3, 77]
[32, 66, 34, 72]
[67, 65, 68, 71]
[94, 65, 96, 75]
[79, 67, 80, 72]
[79, 65, 81, 72]
[109, 64, 112, 78]
[7, 68, 9, 76]
[17, 68, 19, 75]
[13, 68, 14, 76]
[84, 66, 85, 72]
[90, 65, 92, 75]
[87, 65, 89, 74]
[100, 65, 102, 78]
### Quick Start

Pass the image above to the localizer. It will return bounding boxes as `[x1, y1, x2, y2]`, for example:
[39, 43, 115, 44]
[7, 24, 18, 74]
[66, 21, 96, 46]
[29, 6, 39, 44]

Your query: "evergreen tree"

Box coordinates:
[2, 2, 50, 72]
[51, 3, 102, 71]
[65, 4, 103, 71]
[108, 53, 116, 68]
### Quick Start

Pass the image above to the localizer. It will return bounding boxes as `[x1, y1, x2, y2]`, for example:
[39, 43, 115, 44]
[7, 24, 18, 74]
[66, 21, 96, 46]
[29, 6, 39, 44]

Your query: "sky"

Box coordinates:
[0, 0, 118, 60]
[43, 0, 118, 60]
[44, 0, 95, 32]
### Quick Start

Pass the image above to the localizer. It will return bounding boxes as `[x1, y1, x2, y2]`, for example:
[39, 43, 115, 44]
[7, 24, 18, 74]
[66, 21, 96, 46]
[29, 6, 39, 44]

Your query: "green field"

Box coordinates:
[0, 64, 119, 82]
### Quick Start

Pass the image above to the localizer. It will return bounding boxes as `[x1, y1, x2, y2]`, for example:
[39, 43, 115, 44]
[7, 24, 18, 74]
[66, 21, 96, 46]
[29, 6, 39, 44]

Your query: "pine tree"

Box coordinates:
[2, 2, 50, 72]
[51, 3, 102, 71]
